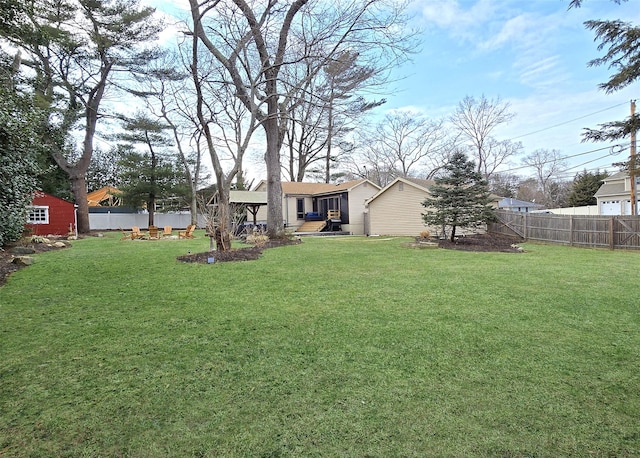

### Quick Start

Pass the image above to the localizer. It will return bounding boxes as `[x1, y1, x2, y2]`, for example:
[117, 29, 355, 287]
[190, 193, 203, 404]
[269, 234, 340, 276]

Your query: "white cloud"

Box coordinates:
[477, 13, 535, 52]
[515, 55, 567, 90]
[418, 0, 496, 39]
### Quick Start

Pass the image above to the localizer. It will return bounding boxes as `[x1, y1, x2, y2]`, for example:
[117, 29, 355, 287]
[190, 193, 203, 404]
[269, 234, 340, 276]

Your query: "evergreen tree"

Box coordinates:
[117, 147, 186, 224]
[422, 152, 496, 242]
[570, 1, 640, 149]
[567, 170, 609, 207]
[116, 114, 185, 226]
[0, 0, 162, 234]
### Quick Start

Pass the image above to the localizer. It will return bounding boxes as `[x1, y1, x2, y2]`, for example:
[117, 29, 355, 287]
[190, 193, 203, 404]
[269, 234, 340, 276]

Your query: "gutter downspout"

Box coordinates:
[284, 194, 289, 229]
[74, 204, 79, 237]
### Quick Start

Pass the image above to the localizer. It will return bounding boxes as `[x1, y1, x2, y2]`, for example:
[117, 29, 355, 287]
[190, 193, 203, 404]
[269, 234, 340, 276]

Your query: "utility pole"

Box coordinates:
[631, 100, 637, 215]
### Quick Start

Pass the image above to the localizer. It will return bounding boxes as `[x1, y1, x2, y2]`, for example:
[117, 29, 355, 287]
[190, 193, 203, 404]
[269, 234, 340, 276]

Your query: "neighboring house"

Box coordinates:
[26, 191, 77, 236]
[498, 197, 543, 213]
[366, 177, 501, 237]
[253, 179, 381, 234]
[594, 171, 640, 215]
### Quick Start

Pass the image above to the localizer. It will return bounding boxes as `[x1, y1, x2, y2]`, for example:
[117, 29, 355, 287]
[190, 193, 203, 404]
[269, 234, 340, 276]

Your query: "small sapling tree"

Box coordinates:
[422, 151, 496, 242]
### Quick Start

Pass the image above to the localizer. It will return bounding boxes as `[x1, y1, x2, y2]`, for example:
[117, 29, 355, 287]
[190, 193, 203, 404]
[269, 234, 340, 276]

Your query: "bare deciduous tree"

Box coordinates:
[354, 111, 449, 186]
[187, 0, 416, 237]
[283, 51, 384, 182]
[450, 95, 519, 180]
[522, 148, 568, 207]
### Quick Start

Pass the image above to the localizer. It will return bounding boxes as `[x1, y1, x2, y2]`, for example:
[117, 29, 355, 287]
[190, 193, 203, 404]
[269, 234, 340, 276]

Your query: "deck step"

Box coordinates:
[296, 221, 326, 233]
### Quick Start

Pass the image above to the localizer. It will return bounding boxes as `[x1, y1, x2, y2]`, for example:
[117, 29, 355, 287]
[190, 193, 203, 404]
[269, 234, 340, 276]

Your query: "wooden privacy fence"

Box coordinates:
[489, 209, 640, 250]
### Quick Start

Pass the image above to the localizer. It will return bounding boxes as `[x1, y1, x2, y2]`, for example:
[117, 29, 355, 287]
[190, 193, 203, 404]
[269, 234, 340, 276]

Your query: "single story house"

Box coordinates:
[366, 177, 501, 237]
[498, 197, 543, 213]
[26, 191, 77, 236]
[594, 171, 640, 215]
[253, 179, 381, 234]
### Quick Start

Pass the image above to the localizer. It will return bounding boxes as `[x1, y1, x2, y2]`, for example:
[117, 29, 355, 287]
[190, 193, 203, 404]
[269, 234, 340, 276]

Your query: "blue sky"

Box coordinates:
[147, 0, 638, 181]
[387, 0, 640, 179]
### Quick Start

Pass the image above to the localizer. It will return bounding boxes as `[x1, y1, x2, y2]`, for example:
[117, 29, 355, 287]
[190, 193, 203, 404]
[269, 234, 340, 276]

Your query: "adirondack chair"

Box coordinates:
[131, 226, 144, 239]
[179, 224, 196, 239]
[148, 225, 159, 239]
[162, 226, 172, 237]
[120, 228, 133, 240]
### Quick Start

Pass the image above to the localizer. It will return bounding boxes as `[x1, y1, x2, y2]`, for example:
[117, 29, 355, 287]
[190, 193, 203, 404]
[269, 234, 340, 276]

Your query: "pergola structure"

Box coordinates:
[230, 190, 267, 225]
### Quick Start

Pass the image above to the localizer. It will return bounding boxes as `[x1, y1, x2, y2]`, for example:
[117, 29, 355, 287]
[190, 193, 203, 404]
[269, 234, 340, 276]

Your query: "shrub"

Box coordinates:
[246, 228, 269, 248]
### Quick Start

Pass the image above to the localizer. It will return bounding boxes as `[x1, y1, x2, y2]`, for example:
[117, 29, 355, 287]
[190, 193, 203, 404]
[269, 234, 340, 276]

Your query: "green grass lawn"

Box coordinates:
[1, 232, 639, 457]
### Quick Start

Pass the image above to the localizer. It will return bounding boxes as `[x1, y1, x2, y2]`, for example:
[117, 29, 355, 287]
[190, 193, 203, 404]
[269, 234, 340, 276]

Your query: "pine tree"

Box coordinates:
[422, 152, 496, 242]
[115, 114, 184, 227]
[569, 2, 640, 145]
[567, 170, 609, 207]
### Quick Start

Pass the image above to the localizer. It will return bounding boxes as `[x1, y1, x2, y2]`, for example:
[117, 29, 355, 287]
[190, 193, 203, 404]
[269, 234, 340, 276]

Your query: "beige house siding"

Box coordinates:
[368, 181, 431, 236]
[283, 195, 314, 230]
[341, 181, 379, 234]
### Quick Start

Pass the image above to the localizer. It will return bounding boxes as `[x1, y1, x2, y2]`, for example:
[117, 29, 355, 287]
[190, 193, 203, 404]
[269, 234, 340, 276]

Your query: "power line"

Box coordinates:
[507, 101, 629, 141]
[499, 143, 627, 174]
[556, 154, 622, 179]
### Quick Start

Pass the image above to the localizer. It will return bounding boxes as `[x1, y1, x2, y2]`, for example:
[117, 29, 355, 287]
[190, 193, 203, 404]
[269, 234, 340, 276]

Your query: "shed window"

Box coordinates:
[27, 206, 49, 224]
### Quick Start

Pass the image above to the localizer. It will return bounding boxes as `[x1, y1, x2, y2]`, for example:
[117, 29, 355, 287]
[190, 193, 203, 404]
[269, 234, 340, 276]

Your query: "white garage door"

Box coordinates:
[600, 200, 620, 215]
[623, 200, 640, 215]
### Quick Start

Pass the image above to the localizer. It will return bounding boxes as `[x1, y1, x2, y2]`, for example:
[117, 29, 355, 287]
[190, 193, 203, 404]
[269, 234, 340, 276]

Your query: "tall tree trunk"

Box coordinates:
[265, 88, 284, 237]
[215, 183, 232, 251]
[149, 147, 157, 227]
[190, 192, 198, 226]
[325, 84, 335, 183]
[265, 118, 284, 237]
[70, 173, 90, 235]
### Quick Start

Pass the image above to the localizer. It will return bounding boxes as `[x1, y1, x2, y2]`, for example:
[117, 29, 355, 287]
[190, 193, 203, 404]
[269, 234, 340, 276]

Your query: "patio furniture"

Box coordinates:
[120, 228, 133, 240]
[131, 226, 143, 239]
[179, 224, 196, 239]
[148, 225, 159, 239]
[162, 226, 172, 237]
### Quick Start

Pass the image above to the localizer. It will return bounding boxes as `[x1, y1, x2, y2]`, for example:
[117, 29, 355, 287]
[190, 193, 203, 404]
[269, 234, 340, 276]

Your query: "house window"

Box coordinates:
[27, 206, 49, 224]
[318, 197, 340, 217]
[296, 198, 304, 219]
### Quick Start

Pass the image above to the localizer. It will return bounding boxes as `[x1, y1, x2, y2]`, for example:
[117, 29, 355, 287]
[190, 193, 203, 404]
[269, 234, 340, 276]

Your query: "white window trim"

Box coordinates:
[27, 206, 49, 224]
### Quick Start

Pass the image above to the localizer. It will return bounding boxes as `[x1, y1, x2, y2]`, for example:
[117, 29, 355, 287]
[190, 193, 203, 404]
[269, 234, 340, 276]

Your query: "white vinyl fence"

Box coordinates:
[89, 212, 207, 231]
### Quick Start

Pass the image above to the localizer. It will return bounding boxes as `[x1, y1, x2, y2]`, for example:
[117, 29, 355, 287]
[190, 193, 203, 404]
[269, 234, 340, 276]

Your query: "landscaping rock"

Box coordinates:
[12, 256, 33, 266]
[53, 241, 67, 248]
[10, 246, 36, 255]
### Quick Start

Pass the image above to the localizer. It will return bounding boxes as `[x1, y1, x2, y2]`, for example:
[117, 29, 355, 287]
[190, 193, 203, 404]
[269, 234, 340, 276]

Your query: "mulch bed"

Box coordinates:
[436, 232, 524, 252]
[176, 237, 303, 264]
